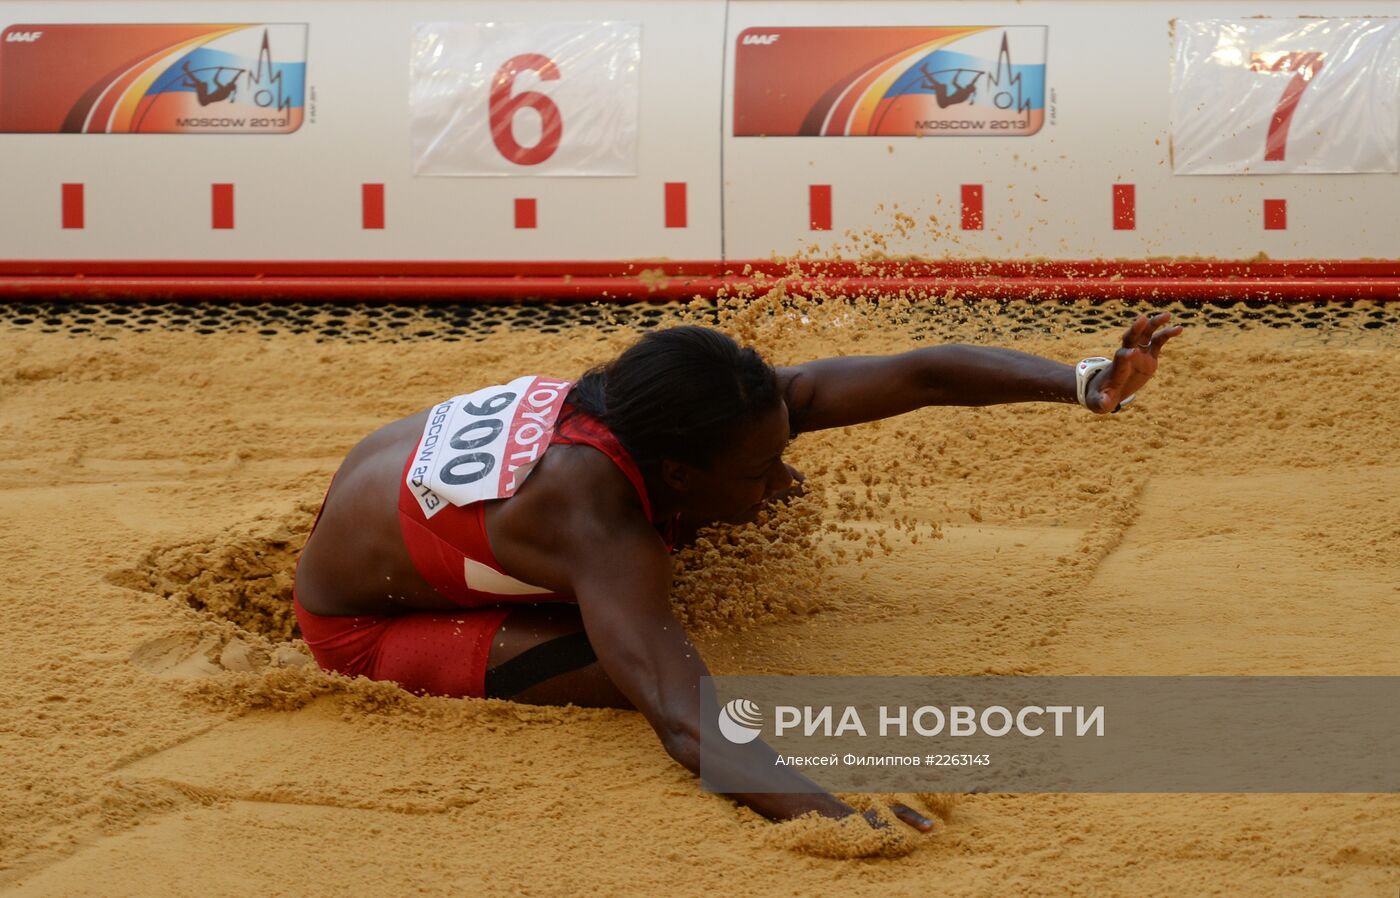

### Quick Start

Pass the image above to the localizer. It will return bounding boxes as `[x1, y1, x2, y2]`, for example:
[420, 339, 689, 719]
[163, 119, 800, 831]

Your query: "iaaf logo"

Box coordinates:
[5, 31, 42, 43]
[741, 33, 779, 46]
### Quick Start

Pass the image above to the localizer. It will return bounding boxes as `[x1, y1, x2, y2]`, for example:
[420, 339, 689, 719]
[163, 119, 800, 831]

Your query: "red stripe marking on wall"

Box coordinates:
[664, 182, 687, 229]
[809, 184, 832, 231]
[212, 183, 234, 230]
[1113, 184, 1136, 231]
[514, 198, 537, 229]
[61, 183, 84, 230]
[1264, 199, 1287, 231]
[960, 184, 984, 231]
[362, 183, 385, 230]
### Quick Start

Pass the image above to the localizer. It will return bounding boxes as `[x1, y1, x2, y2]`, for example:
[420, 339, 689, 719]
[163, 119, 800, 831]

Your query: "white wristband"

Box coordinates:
[1076, 357, 1135, 413]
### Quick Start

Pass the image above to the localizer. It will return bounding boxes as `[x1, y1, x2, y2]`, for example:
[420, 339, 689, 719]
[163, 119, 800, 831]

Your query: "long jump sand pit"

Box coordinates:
[0, 294, 1396, 897]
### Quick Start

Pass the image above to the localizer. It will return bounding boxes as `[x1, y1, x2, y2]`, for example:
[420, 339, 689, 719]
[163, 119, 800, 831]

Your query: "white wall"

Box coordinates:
[723, 0, 1400, 261]
[0, 0, 727, 261]
[0, 0, 1395, 264]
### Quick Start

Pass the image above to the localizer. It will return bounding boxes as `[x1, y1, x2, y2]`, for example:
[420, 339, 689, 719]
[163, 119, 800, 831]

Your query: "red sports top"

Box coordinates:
[397, 404, 668, 606]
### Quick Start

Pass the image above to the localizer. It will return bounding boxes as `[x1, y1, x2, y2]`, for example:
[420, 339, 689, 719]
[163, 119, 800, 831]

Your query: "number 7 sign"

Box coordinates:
[1171, 19, 1400, 175]
[1247, 51, 1325, 163]
[411, 22, 641, 176]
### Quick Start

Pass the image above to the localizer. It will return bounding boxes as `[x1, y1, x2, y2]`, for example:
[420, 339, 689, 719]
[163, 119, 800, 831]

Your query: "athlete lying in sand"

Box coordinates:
[295, 313, 1181, 831]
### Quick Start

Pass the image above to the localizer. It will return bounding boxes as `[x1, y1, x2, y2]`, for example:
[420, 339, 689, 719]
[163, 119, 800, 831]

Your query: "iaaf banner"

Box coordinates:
[0, 23, 307, 134]
[733, 26, 1047, 137]
[699, 677, 1399, 793]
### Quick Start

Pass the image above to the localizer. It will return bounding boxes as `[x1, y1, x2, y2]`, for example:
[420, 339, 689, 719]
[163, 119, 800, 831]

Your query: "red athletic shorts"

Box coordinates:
[294, 593, 510, 699]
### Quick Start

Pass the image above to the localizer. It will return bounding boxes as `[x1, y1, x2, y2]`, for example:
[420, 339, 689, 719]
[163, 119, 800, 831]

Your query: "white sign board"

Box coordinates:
[1171, 18, 1400, 174]
[410, 21, 641, 176]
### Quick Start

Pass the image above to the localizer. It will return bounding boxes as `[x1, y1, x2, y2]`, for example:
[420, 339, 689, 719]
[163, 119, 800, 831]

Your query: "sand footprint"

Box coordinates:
[130, 630, 311, 680]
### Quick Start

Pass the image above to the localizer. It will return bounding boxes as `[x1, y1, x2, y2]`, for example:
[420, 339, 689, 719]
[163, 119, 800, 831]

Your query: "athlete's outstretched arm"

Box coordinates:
[568, 518, 933, 831]
[778, 312, 1183, 432]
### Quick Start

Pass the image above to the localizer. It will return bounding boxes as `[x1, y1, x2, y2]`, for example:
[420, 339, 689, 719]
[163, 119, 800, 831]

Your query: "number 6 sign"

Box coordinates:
[411, 22, 640, 176]
[490, 54, 564, 165]
[1170, 19, 1400, 175]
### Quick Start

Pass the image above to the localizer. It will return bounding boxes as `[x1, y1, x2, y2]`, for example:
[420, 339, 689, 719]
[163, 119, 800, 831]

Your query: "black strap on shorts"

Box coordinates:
[484, 630, 598, 699]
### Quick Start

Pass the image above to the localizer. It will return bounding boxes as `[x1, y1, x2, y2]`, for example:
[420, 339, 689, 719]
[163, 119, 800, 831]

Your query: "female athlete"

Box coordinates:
[294, 312, 1182, 831]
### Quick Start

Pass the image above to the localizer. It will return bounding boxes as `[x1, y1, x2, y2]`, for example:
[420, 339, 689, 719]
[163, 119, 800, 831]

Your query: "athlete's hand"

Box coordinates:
[862, 803, 937, 832]
[1084, 312, 1184, 414]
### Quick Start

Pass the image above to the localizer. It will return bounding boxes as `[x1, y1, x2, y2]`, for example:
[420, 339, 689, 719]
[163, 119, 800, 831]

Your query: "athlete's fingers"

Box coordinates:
[861, 808, 891, 830]
[1139, 313, 1170, 351]
[1119, 317, 1140, 350]
[1121, 314, 1150, 350]
[1150, 325, 1185, 358]
[1145, 311, 1173, 338]
[890, 803, 937, 833]
[1138, 312, 1166, 341]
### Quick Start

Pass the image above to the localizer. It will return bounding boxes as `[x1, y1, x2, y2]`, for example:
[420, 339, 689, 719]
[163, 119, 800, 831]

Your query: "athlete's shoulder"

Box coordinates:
[547, 446, 666, 549]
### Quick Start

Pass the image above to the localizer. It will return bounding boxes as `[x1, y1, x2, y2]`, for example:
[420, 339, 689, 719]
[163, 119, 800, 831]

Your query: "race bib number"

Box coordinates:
[406, 375, 573, 519]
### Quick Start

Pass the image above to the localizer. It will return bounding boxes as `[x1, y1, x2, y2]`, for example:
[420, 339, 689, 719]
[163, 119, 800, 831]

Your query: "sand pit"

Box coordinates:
[0, 294, 1397, 897]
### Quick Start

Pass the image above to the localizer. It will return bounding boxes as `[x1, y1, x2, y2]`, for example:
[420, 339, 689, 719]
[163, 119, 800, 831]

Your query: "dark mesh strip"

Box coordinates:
[1, 298, 1395, 343]
[484, 630, 599, 699]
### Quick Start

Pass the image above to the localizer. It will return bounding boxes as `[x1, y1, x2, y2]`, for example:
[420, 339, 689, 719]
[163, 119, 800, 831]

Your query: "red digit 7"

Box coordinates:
[1249, 52, 1325, 162]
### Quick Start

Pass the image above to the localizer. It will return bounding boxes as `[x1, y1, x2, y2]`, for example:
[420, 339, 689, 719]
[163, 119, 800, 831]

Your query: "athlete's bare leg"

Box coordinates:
[485, 604, 633, 709]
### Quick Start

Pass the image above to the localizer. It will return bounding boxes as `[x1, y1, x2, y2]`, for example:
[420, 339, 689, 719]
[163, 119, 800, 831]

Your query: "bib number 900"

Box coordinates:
[438, 391, 516, 486]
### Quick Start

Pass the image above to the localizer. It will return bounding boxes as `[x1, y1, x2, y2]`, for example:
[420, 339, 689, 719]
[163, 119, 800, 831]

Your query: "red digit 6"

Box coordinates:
[489, 53, 563, 165]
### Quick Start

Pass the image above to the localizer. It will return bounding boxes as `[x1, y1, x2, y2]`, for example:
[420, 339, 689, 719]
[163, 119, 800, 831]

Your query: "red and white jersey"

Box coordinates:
[395, 385, 671, 608]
